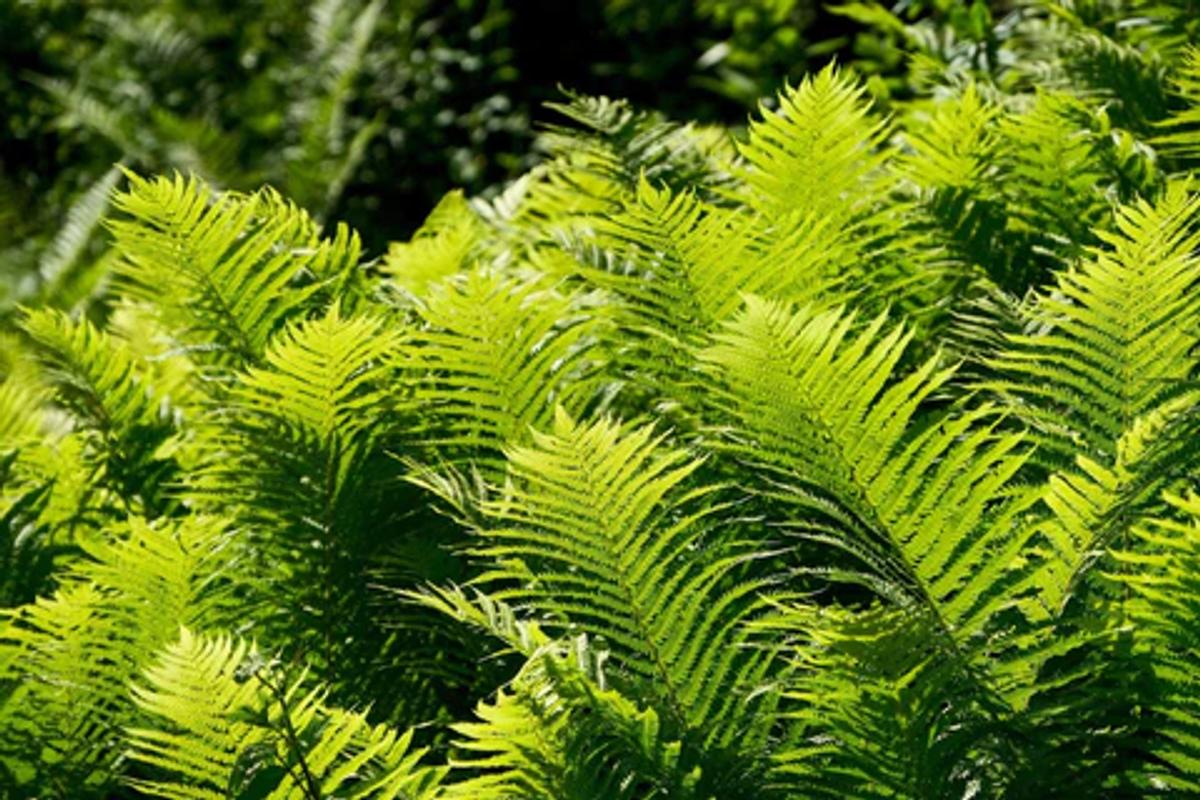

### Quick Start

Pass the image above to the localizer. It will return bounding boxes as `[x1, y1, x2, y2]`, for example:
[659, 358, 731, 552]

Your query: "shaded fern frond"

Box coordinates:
[1108, 491, 1200, 792]
[21, 306, 177, 513]
[189, 303, 404, 696]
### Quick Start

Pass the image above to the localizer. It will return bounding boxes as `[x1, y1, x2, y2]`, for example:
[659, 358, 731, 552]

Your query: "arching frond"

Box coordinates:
[701, 296, 1040, 638]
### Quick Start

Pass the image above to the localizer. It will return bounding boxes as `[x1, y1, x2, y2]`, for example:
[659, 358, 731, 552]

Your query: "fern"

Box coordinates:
[1108, 492, 1200, 792]
[399, 270, 611, 463]
[188, 303, 406, 700]
[457, 408, 781, 790]
[108, 172, 326, 369]
[126, 627, 445, 799]
[9, 16, 1200, 794]
[0, 516, 234, 794]
[21, 306, 179, 515]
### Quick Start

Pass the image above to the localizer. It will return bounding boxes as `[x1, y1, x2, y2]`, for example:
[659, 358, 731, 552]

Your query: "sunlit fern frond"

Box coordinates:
[702, 297, 1040, 630]
[108, 171, 327, 369]
[126, 627, 446, 799]
[0, 516, 234, 794]
[985, 182, 1200, 468]
[472, 410, 779, 756]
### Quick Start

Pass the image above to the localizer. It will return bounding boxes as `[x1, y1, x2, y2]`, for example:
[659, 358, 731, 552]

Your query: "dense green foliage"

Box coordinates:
[4, 1, 1200, 797]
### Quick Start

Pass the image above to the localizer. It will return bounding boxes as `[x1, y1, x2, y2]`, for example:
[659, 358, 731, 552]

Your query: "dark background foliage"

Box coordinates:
[0, 0, 902, 308]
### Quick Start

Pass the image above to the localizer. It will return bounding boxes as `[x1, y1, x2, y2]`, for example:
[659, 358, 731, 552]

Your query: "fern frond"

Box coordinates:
[0, 378, 46, 446]
[108, 172, 325, 368]
[541, 92, 737, 201]
[1156, 45, 1200, 166]
[0, 516, 234, 793]
[475, 410, 776, 749]
[738, 64, 889, 220]
[37, 164, 124, 307]
[986, 182, 1200, 466]
[445, 637, 728, 800]
[127, 627, 445, 799]
[21, 306, 177, 513]
[400, 270, 610, 463]
[736, 65, 952, 327]
[189, 303, 403, 691]
[1107, 491, 1200, 792]
[701, 296, 1040, 639]
[382, 190, 484, 299]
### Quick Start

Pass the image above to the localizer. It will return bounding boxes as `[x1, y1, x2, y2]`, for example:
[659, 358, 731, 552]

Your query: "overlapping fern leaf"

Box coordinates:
[398, 269, 611, 467]
[432, 410, 783, 793]
[126, 627, 445, 799]
[0, 515, 234, 795]
[1107, 491, 1200, 793]
[107, 172, 346, 370]
[985, 184, 1200, 610]
[699, 296, 1046, 793]
[21, 306, 179, 516]
[188, 303, 409, 703]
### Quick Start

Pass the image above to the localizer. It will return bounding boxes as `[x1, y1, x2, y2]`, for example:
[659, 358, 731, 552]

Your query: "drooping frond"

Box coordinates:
[701, 296, 1040, 638]
[126, 627, 445, 799]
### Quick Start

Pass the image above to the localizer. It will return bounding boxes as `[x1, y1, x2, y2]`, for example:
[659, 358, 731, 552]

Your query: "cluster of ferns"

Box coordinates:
[3, 5, 1200, 797]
